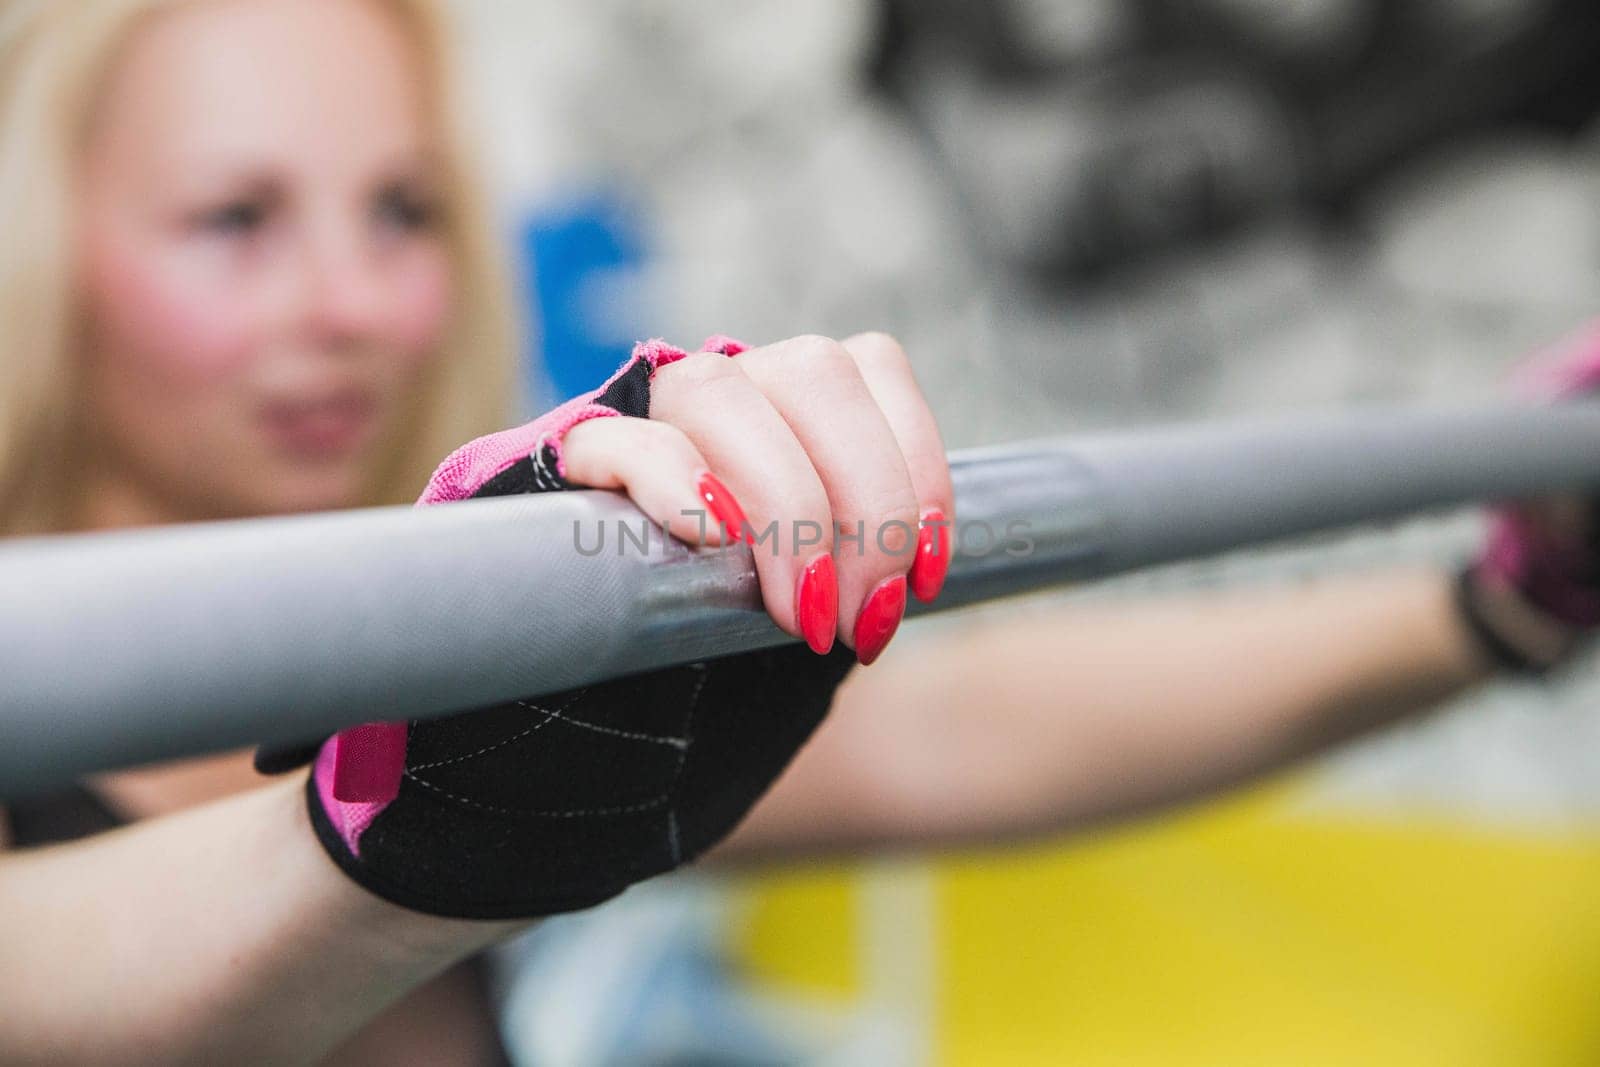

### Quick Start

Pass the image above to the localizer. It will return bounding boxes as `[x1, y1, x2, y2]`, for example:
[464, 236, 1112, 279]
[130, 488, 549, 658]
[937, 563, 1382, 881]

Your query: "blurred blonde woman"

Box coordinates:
[0, 0, 517, 535]
[3, 0, 1598, 1064]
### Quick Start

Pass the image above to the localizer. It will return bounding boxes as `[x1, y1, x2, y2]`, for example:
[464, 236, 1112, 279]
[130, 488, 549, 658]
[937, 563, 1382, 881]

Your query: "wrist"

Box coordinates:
[276, 775, 529, 970]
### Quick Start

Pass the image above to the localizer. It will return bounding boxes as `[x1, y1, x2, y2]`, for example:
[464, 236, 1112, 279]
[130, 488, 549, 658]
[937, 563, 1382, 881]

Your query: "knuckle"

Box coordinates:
[630, 415, 679, 444]
[561, 414, 621, 451]
[667, 350, 744, 384]
[783, 333, 837, 353]
[843, 330, 908, 370]
[776, 334, 859, 379]
[623, 418, 701, 467]
[652, 352, 748, 414]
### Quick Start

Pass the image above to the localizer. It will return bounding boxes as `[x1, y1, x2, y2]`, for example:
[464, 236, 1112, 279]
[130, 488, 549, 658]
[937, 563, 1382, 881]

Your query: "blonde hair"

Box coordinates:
[0, 0, 520, 535]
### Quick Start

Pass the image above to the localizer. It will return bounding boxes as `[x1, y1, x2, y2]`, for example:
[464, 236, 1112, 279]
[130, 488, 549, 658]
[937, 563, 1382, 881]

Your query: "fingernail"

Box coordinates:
[854, 574, 906, 666]
[697, 471, 750, 545]
[910, 507, 951, 603]
[796, 554, 838, 654]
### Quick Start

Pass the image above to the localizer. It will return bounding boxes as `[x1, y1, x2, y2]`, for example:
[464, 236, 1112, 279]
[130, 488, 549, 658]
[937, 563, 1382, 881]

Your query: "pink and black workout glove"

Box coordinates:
[258, 338, 857, 920]
[1458, 324, 1600, 674]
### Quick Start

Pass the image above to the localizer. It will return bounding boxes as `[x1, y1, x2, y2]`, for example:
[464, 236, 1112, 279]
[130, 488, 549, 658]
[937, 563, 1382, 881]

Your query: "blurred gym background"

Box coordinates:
[447, 1, 1600, 1063]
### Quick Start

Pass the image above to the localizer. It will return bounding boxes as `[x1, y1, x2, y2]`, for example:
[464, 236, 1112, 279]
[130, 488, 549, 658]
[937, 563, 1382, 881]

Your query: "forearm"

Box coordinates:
[0, 777, 525, 1065]
[719, 566, 1493, 861]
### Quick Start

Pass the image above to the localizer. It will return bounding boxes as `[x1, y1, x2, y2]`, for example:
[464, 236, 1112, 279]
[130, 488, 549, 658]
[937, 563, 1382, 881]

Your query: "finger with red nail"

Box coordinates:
[654, 333, 950, 665]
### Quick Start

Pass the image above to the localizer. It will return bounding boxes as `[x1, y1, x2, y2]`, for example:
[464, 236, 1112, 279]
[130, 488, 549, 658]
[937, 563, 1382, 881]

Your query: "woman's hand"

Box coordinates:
[560, 333, 954, 660]
[1463, 323, 1600, 670]
[273, 332, 953, 921]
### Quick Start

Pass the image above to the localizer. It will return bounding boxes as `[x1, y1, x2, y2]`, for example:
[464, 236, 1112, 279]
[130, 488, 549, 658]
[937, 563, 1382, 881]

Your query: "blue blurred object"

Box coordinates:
[521, 190, 651, 406]
[490, 878, 821, 1066]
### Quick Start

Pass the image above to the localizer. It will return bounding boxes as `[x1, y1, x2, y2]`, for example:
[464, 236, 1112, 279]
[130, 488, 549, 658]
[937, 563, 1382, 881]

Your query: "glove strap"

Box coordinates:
[1454, 564, 1581, 675]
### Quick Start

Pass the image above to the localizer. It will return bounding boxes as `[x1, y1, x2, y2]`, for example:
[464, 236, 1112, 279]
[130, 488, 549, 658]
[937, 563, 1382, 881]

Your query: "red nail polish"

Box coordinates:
[854, 574, 906, 666]
[796, 554, 838, 655]
[697, 471, 750, 544]
[910, 507, 950, 604]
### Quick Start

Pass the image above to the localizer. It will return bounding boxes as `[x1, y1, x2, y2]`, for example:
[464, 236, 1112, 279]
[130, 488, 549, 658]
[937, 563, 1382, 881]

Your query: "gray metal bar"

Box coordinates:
[3, 402, 1598, 797]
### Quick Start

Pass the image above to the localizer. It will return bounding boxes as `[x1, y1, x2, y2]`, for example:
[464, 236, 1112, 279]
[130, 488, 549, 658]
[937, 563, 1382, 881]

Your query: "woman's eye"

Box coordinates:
[198, 201, 267, 235]
[375, 187, 438, 232]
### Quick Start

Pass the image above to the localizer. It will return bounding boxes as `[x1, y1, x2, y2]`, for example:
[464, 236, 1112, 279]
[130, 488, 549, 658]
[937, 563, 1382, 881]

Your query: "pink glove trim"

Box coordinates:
[701, 335, 749, 357]
[315, 739, 389, 857]
[1481, 512, 1600, 627]
[332, 722, 409, 804]
[417, 397, 621, 505]
[416, 337, 714, 505]
[634, 337, 693, 370]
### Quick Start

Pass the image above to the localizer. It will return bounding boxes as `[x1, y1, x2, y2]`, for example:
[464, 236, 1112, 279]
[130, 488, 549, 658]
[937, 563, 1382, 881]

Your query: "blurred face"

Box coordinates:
[76, 0, 453, 521]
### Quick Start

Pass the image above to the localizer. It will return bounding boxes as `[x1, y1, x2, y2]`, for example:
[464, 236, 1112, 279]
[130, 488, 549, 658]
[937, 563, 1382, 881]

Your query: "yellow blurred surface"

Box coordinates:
[735, 861, 863, 998]
[732, 781, 1600, 1065]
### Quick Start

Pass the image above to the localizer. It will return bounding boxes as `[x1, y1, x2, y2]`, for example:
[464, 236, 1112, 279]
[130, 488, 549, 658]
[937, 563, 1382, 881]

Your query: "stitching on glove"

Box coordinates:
[529, 437, 566, 490]
[402, 661, 712, 822]
[662, 662, 710, 863]
[514, 698, 688, 749]
[400, 772, 674, 819]
[405, 690, 589, 772]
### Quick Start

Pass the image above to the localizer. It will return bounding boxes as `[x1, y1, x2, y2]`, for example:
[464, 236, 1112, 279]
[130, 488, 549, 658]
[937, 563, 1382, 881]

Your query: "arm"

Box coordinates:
[716, 565, 1493, 861]
[0, 778, 524, 1065]
[0, 331, 936, 1061]
[721, 326, 1600, 863]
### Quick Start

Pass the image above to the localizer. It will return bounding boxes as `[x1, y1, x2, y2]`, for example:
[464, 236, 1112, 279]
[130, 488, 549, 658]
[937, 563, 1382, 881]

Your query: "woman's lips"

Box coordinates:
[259, 390, 378, 459]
